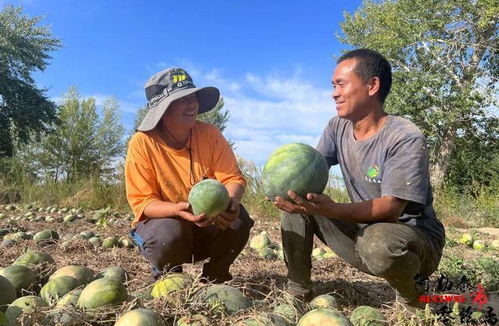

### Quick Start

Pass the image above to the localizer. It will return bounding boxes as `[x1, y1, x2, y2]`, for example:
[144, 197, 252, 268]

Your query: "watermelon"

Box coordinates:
[309, 294, 339, 310]
[297, 308, 353, 326]
[459, 233, 473, 246]
[188, 179, 230, 218]
[40, 276, 81, 304]
[56, 288, 82, 308]
[115, 308, 166, 326]
[0, 265, 36, 295]
[5, 296, 48, 325]
[349, 306, 387, 326]
[262, 143, 329, 201]
[102, 236, 119, 248]
[33, 229, 59, 246]
[13, 251, 55, 267]
[249, 231, 271, 250]
[77, 278, 127, 309]
[201, 284, 252, 315]
[96, 266, 128, 283]
[50, 265, 94, 285]
[79, 230, 95, 239]
[0, 275, 16, 312]
[273, 303, 299, 323]
[151, 273, 189, 299]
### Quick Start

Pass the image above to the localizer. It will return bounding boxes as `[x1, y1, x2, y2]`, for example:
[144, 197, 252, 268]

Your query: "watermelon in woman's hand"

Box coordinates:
[188, 179, 230, 218]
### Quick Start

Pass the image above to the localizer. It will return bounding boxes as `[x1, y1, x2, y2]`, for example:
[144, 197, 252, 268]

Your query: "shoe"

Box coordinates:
[285, 282, 314, 303]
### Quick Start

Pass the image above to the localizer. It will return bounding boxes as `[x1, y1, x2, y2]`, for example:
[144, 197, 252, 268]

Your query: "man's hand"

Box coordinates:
[175, 202, 212, 227]
[214, 197, 240, 230]
[272, 190, 335, 216]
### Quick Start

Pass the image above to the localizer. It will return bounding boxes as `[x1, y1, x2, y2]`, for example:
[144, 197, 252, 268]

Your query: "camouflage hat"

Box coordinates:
[137, 67, 220, 131]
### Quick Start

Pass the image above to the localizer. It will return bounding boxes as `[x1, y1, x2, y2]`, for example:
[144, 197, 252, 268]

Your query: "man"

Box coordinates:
[126, 67, 253, 282]
[272, 49, 445, 311]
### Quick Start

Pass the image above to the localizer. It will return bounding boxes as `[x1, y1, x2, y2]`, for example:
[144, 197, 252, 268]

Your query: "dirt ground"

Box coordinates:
[1, 208, 498, 325]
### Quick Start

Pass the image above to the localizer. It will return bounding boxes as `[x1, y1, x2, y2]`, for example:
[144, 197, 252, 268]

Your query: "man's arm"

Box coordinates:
[273, 191, 408, 223]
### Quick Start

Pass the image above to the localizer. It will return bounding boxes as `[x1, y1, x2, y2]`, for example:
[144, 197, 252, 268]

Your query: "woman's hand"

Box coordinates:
[175, 202, 212, 227]
[214, 198, 240, 230]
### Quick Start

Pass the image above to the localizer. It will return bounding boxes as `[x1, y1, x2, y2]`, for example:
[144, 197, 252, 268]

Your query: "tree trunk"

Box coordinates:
[430, 127, 456, 189]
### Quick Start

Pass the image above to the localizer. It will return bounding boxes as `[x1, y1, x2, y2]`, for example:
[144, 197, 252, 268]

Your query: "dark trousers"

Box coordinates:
[281, 212, 443, 305]
[131, 205, 254, 282]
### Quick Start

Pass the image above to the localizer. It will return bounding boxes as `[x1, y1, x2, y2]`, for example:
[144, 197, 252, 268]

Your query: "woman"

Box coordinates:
[125, 67, 253, 282]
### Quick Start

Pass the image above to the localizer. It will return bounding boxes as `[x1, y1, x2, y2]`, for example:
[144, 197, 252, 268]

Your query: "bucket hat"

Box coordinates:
[137, 67, 220, 131]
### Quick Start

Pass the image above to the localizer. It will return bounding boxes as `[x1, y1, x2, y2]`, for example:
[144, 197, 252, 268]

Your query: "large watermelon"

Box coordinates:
[0, 275, 16, 312]
[5, 296, 48, 326]
[200, 284, 252, 315]
[50, 265, 94, 285]
[262, 143, 329, 201]
[151, 273, 189, 299]
[13, 251, 55, 267]
[188, 179, 230, 218]
[0, 265, 36, 295]
[77, 278, 127, 309]
[115, 308, 166, 326]
[40, 276, 81, 304]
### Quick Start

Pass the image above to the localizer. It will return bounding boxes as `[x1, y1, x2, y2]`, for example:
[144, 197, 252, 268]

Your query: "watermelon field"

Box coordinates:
[0, 204, 498, 326]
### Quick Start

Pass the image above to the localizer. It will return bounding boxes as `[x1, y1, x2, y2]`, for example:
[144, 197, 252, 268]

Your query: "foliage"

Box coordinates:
[438, 255, 499, 292]
[34, 87, 126, 182]
[339, 0, 498, 190]
[197, 97, 230, 132]
[433, 186, 498, 228]
[0, 6, 61, 157]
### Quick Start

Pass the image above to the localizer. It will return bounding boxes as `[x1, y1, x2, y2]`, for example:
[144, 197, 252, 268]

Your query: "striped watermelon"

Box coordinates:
[262, 143, 329, 201]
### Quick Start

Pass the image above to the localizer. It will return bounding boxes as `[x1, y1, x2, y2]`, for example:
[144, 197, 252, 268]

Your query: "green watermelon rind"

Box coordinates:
[188, 179, 230, 218]
[262, 143, 329, 201]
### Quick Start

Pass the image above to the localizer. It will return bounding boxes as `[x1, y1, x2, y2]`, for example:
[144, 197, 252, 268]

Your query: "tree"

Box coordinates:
[339, 0, 498, 189]
[0, 6, 61, 157]
[37, 88, 126, 181]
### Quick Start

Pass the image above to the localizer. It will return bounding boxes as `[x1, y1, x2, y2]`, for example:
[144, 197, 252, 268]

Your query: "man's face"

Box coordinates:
[162, 93, 199, 128]
[331, 58, 371, 120]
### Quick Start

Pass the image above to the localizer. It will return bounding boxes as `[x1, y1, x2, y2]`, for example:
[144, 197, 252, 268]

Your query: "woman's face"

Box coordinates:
[162, 93, 199, 130]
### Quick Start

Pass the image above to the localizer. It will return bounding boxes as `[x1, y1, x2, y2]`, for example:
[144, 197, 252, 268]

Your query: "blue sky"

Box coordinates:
[2, 0, 362, 167]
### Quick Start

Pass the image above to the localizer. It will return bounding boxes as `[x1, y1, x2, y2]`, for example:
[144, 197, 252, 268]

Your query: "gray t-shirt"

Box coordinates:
[316, 115, 445, 250]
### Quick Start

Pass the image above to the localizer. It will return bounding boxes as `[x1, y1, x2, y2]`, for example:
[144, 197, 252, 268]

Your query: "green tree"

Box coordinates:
[0, 6, 61, 157]
[38, 88, 126, 181]
[339, 0, 498, 189]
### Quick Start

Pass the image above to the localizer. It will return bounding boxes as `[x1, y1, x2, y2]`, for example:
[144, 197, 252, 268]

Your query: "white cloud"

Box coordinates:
[193, 68, 336, 166]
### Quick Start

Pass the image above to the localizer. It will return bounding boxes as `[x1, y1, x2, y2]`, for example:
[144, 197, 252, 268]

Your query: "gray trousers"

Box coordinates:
[281, 212, 443, 305]
[131, 205, 254, 282]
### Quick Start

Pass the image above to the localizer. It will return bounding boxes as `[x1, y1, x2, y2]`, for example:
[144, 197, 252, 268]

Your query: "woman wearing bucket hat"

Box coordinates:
[125, 67, 254, 282]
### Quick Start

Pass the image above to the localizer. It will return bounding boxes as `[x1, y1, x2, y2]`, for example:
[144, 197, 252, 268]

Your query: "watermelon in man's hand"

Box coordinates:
[262, 143, 329, 201]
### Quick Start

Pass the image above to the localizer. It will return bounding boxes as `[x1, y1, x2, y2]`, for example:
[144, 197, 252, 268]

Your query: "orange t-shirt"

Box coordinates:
[125, 121, 246, 227]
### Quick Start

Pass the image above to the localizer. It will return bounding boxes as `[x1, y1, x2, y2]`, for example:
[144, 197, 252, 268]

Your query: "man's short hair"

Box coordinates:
[338, 49, 392, 103]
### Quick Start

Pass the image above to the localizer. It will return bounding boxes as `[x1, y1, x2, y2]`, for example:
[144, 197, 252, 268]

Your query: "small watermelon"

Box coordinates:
[77, 278, 127, 309]
[188, 179, 230, 218]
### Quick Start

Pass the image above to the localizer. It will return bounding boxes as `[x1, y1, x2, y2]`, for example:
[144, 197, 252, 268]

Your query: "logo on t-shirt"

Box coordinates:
[365, 165, 381, 183]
